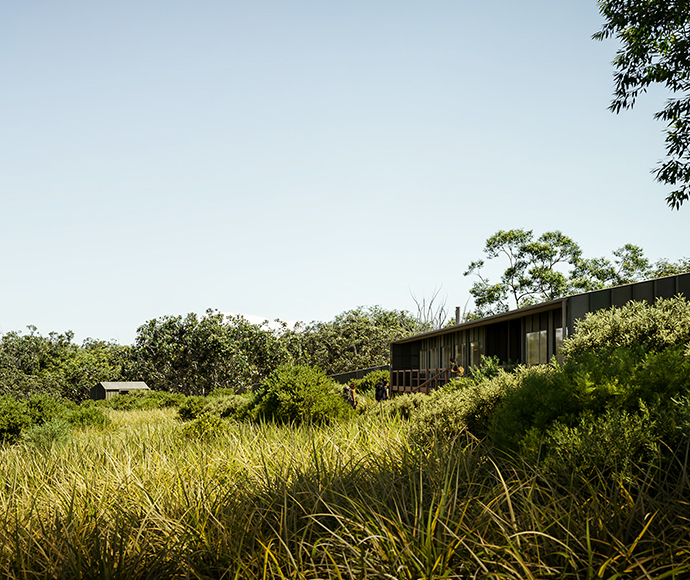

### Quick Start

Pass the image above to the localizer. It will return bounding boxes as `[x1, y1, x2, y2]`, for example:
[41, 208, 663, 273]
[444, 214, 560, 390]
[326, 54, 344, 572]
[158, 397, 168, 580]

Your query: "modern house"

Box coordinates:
[90, 381, 150, 400]
[390, 273, 690, 394]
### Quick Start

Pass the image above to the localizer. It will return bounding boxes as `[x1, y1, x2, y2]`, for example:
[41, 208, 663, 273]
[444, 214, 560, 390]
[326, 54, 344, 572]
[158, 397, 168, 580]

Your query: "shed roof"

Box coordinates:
[97, 381, 149, 391]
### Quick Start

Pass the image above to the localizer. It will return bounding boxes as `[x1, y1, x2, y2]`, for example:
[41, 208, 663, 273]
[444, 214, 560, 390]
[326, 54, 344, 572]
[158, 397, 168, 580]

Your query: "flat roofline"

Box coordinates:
[392, 272, 688, 346]
[392, 298, 564, 345]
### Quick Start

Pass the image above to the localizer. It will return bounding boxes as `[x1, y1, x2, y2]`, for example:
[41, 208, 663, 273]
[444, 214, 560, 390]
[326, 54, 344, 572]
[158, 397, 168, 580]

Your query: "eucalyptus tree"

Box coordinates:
[132, 310, 293, 395]
[463, 229, 657, 317]
[0, 328, 128, 401]
[296, 306, 420, 375]
[595, 0, 690, 208]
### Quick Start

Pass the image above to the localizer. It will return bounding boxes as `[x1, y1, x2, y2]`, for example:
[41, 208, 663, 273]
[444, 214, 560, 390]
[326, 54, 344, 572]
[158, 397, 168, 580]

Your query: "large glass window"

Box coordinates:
[429, 348, 439, 369]
[526, 330, 548, 364]
[442, 346, 451, 369]
[455, 343, 466, 369]
[469, 341, 481, 368]
[555, 328, 564, 364]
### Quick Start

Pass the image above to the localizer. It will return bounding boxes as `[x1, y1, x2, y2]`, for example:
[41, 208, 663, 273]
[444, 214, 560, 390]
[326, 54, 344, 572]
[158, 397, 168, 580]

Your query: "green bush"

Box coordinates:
[409, 367, 521, 446]
[353, 369, 390, 395]
[253, 364, 350, 425]
[130, 390, 185, 410]
[469, 354, 503, 381]
[489, 343, 690, 454]
[21, 418, 71, 450]
[177, 396, 207, 421]
[523, 406, 662, 481]
[562, 295, 690, 360]
[364, 392, 426, 420]
[0, 368, 61, 399]
[64, 406, 111, 430]
[488, 364, 582, 452]
[407, 390, 468, 446]
[436, 376, 474, 393]
[97, 390, 185, 411]
[204, 394, 253, 419]
[26, 394, 70, 425]
[181, 413, 227, 440]
[0, 396, 31, 444]
[208, 387, 237, 399]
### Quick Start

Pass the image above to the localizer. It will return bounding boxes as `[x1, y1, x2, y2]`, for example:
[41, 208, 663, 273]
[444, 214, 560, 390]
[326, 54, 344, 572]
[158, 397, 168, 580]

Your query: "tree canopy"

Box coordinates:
[295, 306, 421, 375]
[0, 328, 129, 401]
[132, 310, 293, 395]
[0, 306, 423, 400]
[464, 228, 689, 317]
[595, 0, 690, 208]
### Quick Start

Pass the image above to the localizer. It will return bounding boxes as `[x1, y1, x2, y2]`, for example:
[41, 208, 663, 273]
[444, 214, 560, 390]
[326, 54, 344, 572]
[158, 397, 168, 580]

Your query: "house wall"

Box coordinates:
[567, 272, 690, 330]
[392, 306, 563, 374]
[411, 326, 485, 373]
[391, 273, 690, 393]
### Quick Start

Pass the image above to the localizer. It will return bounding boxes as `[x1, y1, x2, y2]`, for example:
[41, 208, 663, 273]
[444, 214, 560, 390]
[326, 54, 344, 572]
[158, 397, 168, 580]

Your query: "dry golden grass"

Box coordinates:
[0, 408, 689, 579]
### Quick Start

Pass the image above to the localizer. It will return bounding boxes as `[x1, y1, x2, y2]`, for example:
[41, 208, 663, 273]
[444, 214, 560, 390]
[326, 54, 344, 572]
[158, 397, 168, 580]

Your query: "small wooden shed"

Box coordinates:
[90, 381, 150, 400]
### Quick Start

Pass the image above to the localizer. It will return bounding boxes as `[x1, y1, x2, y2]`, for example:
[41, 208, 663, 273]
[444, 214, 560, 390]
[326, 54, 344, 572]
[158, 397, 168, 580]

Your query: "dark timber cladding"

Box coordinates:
[390, 273, 690, 394]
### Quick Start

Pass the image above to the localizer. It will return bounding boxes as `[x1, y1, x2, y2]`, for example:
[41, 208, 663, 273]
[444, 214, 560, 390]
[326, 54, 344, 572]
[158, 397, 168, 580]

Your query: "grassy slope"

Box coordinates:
[0, 408, 689, 579]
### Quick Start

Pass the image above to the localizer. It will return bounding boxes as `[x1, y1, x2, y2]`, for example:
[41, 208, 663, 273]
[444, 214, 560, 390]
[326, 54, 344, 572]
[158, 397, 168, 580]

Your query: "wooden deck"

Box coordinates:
[390, 367, 451, 395]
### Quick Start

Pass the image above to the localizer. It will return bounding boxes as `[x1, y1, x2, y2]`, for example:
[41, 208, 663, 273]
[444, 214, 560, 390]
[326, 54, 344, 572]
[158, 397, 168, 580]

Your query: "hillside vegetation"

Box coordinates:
[0, 306, 420, 400]
[0, 297, 688, 578]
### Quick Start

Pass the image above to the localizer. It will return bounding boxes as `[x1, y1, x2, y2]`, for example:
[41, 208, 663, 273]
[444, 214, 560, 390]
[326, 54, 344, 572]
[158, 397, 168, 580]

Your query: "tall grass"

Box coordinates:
[0, 408, 689, 579]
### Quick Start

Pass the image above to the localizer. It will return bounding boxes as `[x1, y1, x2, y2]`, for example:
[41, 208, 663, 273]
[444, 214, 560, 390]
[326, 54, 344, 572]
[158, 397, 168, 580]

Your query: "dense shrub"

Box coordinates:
[64, 406, 111, 430]
[407, 391, 468, 446]
[97, 390, 185, 411]
[562, 295, 690, 359]
[181, 413, 227, 440]
[521, 405, 662, 481]
[204, 394, 253, 419]
[0, 396, 31, 444]
[129, 390, 185, 410]
[353, 369, 390, 395]
[0, 367, 60, 399]
[26, 394, 71, 425]
[468, 355, 502, 381]
[177, 396, 208, 421]
[207, 388, 237, 399]
[487, 297, 690, 458]
[489, 344, 690, 454]
[21, 419, 71, 450]
[365, 393, 426, 420]
[409, 367, 523, 446]
[253, 364, 350, 425]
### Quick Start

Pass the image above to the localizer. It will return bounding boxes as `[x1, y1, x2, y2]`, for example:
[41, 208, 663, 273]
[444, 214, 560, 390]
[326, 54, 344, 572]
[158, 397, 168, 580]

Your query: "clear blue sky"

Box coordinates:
[1, 1, 687, 344]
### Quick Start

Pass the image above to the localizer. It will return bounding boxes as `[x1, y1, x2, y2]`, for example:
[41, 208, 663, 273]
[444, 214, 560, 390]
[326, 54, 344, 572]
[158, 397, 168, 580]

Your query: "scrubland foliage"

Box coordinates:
[0, 298, 689, 576]
[352, 368, 390, 394]
[0, 330, 129, 401]
[1, 404, 689, 578]
[252, 364, 352, 424]
[0, 306, 421, 401]
[413, 297, 690, 483]
[365, 392, 426, 420]
[563, 294, 690, 358]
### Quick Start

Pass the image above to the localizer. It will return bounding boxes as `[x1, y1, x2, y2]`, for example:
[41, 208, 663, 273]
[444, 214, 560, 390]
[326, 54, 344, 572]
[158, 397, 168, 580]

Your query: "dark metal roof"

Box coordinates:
[392, 298, 564, 345]
[97, 381, 149, 391]
[392, 272, 688, 346]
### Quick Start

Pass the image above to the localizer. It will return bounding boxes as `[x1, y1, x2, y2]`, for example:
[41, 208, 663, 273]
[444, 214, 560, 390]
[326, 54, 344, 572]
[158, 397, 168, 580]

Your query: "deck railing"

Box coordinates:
[390, 367, 451, 395]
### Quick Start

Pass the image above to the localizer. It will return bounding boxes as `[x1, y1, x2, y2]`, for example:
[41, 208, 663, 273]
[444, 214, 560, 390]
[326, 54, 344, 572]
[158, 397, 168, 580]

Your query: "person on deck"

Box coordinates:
[450, 358, 464, 378]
